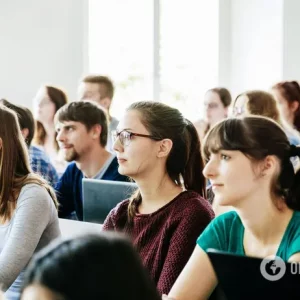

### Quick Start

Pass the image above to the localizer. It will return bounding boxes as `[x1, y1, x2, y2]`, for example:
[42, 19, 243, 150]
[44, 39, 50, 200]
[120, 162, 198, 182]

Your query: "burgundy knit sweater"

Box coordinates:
[103, 191, 214, 295]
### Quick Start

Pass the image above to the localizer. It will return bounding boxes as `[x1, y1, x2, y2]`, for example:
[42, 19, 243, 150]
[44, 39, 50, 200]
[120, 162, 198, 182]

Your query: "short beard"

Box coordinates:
[64, 148, 79, 162]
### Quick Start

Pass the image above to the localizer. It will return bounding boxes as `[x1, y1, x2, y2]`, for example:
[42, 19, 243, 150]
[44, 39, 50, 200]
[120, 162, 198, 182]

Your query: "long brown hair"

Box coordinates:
[203, 116, 300, 210]
[127, 101, 206, 221]
[34, 86, 68, 150]
[0, 105, 58, 222]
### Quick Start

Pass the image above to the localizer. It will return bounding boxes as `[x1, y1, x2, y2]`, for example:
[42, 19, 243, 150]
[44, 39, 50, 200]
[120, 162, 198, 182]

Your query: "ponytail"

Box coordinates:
[183, 119, 206, 197]
[127, 189, 141, 223]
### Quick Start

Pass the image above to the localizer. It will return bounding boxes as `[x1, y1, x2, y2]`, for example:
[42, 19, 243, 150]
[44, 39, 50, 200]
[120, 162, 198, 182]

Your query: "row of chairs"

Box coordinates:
[82, 179, 137, 224]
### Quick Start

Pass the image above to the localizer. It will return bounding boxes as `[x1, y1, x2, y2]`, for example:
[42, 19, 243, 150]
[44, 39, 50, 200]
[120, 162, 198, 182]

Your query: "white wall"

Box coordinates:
[283, 0, 300, 80]
[1, 1, 300, 110]
[218, 0, 232, 88]
[230, 0, 283, 97]
[0, 0, 86, 108]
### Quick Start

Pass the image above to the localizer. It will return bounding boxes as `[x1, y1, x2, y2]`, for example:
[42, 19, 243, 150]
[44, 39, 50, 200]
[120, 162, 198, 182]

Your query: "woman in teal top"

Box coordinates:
[166, 116, 300, 300]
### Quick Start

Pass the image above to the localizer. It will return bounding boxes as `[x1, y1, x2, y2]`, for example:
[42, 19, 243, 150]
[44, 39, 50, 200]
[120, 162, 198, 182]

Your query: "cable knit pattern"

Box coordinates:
[103, 190, 214, 295]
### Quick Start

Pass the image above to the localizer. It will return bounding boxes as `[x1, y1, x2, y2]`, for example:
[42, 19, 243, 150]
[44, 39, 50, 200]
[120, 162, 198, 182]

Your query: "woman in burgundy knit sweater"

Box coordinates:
[103, 101, 214, 295]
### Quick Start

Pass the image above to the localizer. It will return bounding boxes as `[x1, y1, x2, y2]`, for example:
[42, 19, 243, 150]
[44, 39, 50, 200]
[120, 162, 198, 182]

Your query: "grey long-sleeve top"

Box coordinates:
[0, 184, 61, 298]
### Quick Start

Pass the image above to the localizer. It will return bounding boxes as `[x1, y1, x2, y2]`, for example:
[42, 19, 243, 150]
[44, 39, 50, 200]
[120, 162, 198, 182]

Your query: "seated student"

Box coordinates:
[0, 105, 60, 300]
[166, 116, 300, 300]
[272, 81, 300, 132]
[55, 101, 128, 221]
[20, 233, 161, 300]
[78, 75, 119, 152]
[33, 85, 68, 174]
[194, 87, 231, 142]
[0, 99, 59, 187]
[103, 101, 214, 295]
[233, 90, 300, 145]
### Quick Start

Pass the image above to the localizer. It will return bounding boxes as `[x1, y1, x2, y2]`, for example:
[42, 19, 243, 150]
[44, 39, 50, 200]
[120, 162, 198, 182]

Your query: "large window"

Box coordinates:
[89, 0, 219, 120]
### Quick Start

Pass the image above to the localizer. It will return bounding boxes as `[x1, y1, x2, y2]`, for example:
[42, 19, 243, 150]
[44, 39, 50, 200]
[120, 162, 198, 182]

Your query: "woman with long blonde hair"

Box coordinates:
[0, 105, 60, 300]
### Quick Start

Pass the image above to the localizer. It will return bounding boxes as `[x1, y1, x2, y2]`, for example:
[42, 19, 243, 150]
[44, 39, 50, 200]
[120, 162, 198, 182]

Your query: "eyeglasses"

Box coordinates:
[204, 102, 220, 110]
[112, 130, 162, 146]
[232, 106, 245, 116]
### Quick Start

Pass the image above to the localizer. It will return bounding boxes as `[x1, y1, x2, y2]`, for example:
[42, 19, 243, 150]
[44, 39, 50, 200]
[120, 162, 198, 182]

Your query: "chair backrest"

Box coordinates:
[82, 179, 137, 224]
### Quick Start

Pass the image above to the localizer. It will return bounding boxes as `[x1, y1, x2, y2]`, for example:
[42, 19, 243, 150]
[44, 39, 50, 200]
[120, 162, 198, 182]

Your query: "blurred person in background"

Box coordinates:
[78, 75, 118, 152]
[194, 87, 231, 141]
[0, 99, 59, 186]
[272, 81, 300, 132]
[33, 85, 68, 174]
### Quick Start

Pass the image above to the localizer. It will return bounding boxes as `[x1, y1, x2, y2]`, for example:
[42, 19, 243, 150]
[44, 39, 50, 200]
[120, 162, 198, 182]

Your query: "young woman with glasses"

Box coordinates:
[103, 101, 214, 295]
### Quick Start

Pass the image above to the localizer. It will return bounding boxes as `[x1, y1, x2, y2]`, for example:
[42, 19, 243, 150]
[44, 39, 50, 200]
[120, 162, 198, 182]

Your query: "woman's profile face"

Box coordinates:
[272, 88, 296, 125]
[204, 91, 228, 126]
[113, 109, 163, 180]
[33, 87, 56, 124]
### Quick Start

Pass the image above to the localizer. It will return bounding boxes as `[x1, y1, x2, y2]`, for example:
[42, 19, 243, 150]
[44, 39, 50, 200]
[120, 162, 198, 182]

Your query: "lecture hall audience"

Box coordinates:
[1, 47, 300, 300]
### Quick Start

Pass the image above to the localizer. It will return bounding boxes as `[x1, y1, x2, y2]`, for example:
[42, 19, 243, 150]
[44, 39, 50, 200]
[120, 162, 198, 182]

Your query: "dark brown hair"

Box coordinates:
[127, 101, 206, 220]
[55, 101, 108, 147]
[0, 105, 58, 222]
[0, 99, 35, 146]
[22, 233, 160, 300]
[272, 81, 300, 131]
[203, 116, 300, 210]
[35, 86, 68, 150]
[207, 87, 232, 108]
[82, 75, 114, 100]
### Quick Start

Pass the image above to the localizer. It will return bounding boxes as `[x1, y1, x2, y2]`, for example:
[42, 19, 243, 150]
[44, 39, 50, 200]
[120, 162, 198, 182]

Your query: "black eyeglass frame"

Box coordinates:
[112, 130, 162, 146]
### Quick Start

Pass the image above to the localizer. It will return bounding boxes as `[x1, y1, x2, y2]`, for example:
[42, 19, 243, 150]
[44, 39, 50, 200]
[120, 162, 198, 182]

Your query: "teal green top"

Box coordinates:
[197, 210, 300, 261]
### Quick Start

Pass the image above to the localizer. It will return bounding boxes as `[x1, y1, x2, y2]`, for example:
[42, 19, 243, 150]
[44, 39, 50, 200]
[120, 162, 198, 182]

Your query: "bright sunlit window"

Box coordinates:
[89, 0, 219, 121]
